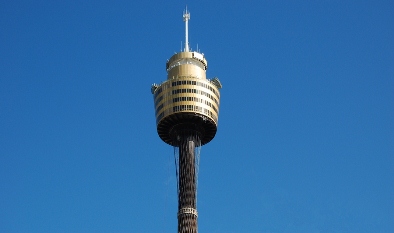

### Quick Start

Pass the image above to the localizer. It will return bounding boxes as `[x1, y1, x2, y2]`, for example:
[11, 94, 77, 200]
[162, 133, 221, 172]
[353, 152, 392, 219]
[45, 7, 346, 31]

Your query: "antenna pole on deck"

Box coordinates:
[183, 7, 190, 52]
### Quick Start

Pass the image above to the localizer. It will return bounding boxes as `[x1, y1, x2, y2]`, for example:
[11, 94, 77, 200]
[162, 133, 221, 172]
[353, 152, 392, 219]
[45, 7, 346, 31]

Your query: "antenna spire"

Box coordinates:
[183, 7, 190, 52]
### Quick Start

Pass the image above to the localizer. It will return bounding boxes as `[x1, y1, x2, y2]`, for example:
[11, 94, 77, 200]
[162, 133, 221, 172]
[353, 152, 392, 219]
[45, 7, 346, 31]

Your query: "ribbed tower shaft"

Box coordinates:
[177, 132, 198, 233]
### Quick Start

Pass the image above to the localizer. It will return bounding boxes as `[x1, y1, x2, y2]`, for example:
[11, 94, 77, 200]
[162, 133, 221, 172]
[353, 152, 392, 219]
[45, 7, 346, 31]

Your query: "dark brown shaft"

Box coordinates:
[178, 134, 198, 233]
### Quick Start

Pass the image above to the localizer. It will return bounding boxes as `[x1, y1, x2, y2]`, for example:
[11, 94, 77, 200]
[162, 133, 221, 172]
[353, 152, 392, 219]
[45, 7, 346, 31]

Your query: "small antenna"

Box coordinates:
[183, 7, 190, 52]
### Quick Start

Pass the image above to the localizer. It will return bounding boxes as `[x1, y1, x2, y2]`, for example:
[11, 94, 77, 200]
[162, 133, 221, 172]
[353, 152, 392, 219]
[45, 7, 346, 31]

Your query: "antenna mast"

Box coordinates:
[183, 7, 190, 52]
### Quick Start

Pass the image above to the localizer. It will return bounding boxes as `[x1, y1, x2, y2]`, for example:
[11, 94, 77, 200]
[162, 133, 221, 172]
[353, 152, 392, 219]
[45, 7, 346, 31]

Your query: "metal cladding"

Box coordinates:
[151, 9, 221, 233]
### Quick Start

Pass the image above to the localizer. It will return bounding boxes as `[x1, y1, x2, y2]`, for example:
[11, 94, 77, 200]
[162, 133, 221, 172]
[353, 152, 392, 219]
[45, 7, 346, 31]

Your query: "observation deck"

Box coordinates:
[152, 51, 222, 146]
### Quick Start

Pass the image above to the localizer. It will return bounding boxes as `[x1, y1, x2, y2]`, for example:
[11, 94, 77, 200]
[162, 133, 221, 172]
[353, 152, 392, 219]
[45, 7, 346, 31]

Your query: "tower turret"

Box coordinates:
[151, 9, 222, 233]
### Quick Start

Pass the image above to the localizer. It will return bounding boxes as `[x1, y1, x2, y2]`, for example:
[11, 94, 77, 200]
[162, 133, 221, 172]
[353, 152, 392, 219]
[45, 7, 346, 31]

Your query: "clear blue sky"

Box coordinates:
[1, 1, 393, 232]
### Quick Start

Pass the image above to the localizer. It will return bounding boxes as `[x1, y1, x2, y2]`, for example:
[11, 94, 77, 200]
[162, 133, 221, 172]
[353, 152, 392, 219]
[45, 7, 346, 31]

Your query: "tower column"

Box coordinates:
[151, 9, 222, 233]
[177, 133, 198, 233]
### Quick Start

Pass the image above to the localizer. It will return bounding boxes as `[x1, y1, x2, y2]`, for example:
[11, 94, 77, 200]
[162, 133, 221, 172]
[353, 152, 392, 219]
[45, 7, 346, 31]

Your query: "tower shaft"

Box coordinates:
[177, 132, 198, 233]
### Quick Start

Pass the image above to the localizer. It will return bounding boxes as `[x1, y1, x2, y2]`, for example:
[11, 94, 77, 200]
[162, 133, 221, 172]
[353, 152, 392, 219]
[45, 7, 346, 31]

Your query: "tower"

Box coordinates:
[151, 9, 222, 233]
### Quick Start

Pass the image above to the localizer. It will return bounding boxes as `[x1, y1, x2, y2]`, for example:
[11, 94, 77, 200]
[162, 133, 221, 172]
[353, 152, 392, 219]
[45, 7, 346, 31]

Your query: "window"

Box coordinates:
[157, 112, 164, 121]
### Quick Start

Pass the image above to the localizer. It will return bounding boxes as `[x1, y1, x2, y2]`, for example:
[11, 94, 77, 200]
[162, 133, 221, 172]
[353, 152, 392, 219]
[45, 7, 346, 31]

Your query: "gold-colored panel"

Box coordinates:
[168, 64, 206, 80]
[167, 52, 207, 70]
[153, 76, 221, 126]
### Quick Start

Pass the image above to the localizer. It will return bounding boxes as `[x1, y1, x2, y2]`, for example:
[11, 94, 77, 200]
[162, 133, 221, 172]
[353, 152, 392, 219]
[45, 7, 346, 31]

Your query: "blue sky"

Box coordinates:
[1, 1, 393, 232]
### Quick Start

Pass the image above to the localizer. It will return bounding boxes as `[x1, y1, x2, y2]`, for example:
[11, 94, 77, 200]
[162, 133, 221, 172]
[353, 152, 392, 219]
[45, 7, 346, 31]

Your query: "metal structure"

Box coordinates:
[151, 8, 222, 233]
